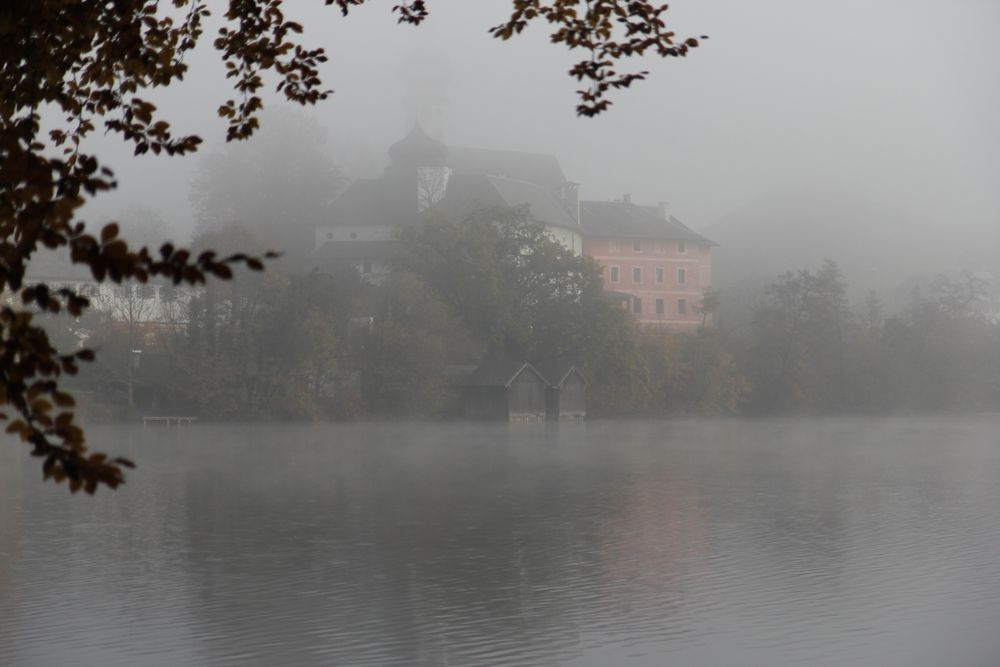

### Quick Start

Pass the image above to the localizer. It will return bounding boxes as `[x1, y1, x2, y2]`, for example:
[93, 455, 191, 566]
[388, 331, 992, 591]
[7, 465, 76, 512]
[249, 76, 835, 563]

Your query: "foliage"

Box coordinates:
[348, 272, 474, 417]
[191, 111, 345, 260]
[2, 0, 699, 492]
[741, 262, 1000, 416]
[741, 259, 851, 414]
[397, 207, 657, 415]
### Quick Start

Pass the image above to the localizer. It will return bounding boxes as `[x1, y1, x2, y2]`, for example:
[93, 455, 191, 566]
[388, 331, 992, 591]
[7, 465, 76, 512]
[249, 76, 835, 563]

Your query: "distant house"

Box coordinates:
[536, 360, 587, 420]
[308, 124, 584, 280]
[453, 358, 548, 421]
[16, 250, 196, 341]
[581, 196, 715, 330]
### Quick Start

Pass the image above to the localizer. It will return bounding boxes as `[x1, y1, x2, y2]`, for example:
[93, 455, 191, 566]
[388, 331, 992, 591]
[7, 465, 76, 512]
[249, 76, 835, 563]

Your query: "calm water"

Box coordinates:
[2, 418, 1000, 666]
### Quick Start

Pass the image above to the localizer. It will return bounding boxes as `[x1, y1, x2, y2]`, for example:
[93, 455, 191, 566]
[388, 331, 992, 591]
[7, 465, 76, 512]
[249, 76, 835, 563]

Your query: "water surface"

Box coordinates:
[2, 418, 1000, 666]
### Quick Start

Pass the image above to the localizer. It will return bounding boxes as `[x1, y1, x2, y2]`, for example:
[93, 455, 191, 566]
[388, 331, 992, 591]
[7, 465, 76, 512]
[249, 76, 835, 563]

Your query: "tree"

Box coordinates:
[191, 111, 345, 261]
[1, 1, 703, 492]
[397, 206, 647, 413]
[398, 206, 610, 362]
[744, 259, 851, 414]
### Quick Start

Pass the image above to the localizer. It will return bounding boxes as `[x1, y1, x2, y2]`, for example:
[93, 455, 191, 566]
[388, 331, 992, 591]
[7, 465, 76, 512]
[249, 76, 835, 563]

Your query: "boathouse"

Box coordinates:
[454, 359, 547, 421]
[536, 360, 587, 420]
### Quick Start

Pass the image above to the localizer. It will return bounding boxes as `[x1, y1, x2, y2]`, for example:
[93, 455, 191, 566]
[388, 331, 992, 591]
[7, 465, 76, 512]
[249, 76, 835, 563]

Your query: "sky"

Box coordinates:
[83, 0, 1000, 285]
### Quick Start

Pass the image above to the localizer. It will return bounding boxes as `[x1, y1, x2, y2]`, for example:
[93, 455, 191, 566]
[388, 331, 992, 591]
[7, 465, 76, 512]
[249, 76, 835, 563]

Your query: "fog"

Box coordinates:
[9, 6, 1000, 663]
[82, 0, 1000, 294]
[5, 419, 1000, 665]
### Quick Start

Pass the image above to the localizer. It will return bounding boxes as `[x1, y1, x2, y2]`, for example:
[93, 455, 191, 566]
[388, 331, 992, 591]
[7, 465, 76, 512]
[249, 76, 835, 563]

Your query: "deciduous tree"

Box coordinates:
[1, 1, 702, 492]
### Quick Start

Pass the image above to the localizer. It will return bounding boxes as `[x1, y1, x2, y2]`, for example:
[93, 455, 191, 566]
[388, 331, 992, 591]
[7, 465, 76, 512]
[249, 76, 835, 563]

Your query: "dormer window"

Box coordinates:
[633, 240, 642, 252]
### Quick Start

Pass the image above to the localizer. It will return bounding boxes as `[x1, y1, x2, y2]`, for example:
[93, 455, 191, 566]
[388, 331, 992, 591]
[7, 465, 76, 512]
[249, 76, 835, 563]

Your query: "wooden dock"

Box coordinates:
[142, 416, 197, 427]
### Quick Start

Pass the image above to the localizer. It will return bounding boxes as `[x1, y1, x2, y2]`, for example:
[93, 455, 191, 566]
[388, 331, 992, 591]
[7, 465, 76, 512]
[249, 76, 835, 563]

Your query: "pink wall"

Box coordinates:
[583, 237, 713, 329]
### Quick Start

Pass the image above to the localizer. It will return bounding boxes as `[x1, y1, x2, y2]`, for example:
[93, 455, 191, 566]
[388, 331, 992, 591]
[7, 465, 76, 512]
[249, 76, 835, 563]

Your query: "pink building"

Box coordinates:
[581, 197, 715, 330]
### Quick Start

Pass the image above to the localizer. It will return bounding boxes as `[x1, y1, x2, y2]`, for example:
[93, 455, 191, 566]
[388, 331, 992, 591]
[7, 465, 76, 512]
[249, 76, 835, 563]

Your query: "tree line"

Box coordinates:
[61, 211, 1000, 421]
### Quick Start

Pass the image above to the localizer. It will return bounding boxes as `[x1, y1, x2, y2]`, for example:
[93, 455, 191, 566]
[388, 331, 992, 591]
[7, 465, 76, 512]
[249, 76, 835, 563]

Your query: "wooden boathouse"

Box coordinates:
[454, 359, 548, 421]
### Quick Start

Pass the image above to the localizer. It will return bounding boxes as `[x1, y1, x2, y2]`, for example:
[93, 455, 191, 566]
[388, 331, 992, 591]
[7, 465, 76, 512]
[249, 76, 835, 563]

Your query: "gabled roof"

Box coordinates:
[435, 173, 578, 231]
[456, 358, 546, 388]
[445, 146, 567, 191]
[533, 359, 587, 388]
[580, 201, 715, 244]
[325, 178, 419, 229]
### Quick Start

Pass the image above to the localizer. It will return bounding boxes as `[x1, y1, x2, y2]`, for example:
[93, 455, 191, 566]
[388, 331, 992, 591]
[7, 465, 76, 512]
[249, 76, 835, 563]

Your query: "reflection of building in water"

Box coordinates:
[597, 474, 708, 598]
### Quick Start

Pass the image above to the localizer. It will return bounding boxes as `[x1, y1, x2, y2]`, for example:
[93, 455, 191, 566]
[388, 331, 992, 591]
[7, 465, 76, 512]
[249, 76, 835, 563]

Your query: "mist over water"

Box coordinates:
[3, 419, 1000, 666]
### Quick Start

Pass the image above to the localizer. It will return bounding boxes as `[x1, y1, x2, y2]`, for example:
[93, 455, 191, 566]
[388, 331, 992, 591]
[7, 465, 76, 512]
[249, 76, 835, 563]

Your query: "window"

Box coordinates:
[361, 260, 372, 274]
[633, 297, 642, 314]
[678, 298, 687, 315]
[654, 242, 665, 253]
[655, 298, 665, 315]
[655, 267, 664, 284]
[349, 232, 358, 239]
[609, 266, 620, 283]
[609, 240, 620, 253]
[139, 285, 155, 299]
[632, 267, 642, 284]
[677, 268, 686, 285]
[633, 240, 642, 252]
[326, 231, 334, 241]
[678, 241, 686, 254]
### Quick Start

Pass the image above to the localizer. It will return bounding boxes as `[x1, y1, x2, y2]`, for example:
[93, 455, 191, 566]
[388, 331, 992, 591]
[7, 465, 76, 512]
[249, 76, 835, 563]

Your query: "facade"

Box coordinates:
[18, 251, 196, 344]
[310, 127, 717, 333]
[581, 197, 715, 330]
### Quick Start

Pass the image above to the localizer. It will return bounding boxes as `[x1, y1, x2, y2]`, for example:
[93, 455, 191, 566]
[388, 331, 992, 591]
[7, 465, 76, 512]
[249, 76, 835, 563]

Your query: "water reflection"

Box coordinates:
[2, 418, 1000, 665]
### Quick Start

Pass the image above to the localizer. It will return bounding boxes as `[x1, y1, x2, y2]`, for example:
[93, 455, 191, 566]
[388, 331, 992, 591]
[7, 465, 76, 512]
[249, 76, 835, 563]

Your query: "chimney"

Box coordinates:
[657, 201, 671, 220]
[623, 193, 632, 204]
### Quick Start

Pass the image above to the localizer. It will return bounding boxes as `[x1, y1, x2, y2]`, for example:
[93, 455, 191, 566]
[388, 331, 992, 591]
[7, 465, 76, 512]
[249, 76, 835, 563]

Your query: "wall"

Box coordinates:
[314, 225, 394, 249]
[582, 237, 713, 329]
[545, 225, 583, 256]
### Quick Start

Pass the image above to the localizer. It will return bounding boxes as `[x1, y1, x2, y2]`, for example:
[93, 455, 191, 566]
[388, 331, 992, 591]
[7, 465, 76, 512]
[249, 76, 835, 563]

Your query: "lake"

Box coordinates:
[2, 418, 1000, 666]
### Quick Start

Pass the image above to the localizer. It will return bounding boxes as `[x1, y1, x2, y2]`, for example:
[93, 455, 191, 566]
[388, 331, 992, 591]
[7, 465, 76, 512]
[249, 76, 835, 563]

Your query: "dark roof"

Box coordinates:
[388, 123, 447, 167]
[434, 173, 578, 231]
[445, 146, 567, 191]
[456, 359, 546, 388]
[325, 178, 419, 228]
[534, 359, 586, 388]
[580, 201, 715, 244]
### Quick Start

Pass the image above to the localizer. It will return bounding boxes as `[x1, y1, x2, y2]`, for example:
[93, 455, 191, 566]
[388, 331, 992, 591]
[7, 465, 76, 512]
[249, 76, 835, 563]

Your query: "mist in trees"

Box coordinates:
[191, 112, 345, 262]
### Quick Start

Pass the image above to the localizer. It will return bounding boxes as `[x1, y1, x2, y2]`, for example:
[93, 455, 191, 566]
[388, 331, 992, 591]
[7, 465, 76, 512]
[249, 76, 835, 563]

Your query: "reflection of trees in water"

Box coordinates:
[175, 424, 668, 665]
